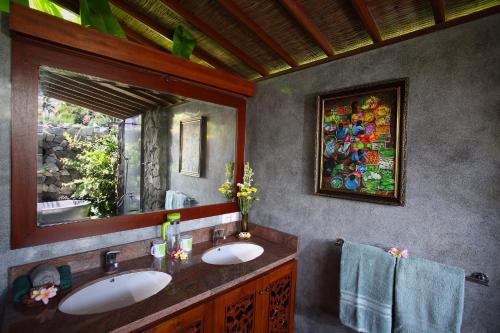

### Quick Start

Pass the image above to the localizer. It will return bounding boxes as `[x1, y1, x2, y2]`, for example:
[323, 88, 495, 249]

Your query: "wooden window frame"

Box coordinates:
[9, 6, 253, 249]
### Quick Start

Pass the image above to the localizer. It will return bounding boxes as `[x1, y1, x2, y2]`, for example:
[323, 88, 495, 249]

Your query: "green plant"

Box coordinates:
[62, 130, 119, 217]
[172, 25, 196, 59]
[1, 0, 124, 39]
[80, 0, 126, 39]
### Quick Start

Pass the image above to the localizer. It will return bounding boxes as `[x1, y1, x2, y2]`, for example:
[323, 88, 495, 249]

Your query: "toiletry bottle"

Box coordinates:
[166, 213, 181, 255]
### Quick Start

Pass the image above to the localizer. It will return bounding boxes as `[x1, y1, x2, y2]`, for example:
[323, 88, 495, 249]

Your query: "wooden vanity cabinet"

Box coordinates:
[144, 260, 296, 333]
[143, 302, 213, 333]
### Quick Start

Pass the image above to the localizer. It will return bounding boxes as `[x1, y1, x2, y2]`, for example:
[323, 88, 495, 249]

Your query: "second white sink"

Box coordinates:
[58, 270, 172, 315]
[202, 243, 264, 265]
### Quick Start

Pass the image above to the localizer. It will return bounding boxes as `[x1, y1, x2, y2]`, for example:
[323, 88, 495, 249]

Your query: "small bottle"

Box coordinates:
[166, 213, 181, 255]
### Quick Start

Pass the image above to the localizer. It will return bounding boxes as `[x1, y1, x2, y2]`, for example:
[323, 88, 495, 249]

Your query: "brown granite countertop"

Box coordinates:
[2, 224, 298, 333]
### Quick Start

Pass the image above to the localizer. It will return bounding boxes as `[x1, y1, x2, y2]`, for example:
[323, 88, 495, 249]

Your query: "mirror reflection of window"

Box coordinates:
[36, 67, 236, 227]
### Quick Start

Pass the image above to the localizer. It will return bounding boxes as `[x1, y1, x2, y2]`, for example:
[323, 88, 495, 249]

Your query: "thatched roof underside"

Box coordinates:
[56, 0, 500, 81]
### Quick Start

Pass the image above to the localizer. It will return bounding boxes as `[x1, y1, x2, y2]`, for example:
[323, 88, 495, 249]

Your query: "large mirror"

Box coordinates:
[36, 66, 236, 226]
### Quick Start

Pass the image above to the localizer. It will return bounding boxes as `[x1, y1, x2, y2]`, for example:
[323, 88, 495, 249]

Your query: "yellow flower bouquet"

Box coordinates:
[237, 163, 259, 233]
[218, 162, 234, 201]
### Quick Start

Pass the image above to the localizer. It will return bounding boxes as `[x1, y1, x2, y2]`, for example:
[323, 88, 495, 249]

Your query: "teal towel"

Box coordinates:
[339, 241, 396, 333]
[13, 275, 31, 303]
[394, 258, 465, 333]
[57, 265, 73, 289]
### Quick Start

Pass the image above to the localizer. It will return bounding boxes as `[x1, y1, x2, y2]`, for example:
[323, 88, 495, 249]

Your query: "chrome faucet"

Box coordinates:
[213, 227, 226, 245]
[104, 250, 120, 272]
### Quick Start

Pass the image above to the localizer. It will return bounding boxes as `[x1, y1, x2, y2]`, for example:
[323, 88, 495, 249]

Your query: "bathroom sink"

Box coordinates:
[202, 243, 264, 265]
[58, 270, 172, 315]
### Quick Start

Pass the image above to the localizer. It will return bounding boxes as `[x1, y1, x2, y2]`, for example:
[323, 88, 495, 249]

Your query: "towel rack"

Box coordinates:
[334, 238, 489, 286]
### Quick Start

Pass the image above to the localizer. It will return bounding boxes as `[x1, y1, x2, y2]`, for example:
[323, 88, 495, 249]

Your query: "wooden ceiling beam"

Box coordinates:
[110, 0, 239, 76]
[42, 77, 145, 112]
[41, 81, 141, 115]
[43, 90, 132, 119]
[278, 0, 334, 56]
[160, 0, 269, 76]
[44, 72, 154, 109]
[431, 0, 446, 24]
[351, 0, 382, 43]
[217, 0, 298, 67]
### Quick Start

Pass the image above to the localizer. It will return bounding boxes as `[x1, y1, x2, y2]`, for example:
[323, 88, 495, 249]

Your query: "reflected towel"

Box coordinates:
[394, 258, 465, 333]
[339, 241, 396, 333]
[165, 190, 194, 209]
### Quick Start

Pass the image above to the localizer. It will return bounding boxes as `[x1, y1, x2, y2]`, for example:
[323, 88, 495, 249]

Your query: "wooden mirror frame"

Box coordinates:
[9, 5, 254, 249]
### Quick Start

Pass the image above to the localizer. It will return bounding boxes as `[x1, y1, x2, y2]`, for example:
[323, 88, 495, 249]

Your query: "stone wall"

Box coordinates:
[37, 122, 114, 202]
[141, 107, 168, 211]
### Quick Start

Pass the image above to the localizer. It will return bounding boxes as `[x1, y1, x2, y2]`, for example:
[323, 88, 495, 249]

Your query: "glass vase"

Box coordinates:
[241, 213, 249, 232]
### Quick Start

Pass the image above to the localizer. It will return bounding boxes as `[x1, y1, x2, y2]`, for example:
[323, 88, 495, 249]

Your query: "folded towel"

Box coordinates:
[394, 258, 465, 333]
[165, 190, 194, 210]
[339, 241, 396, 333]
[57, 265, 73, 289]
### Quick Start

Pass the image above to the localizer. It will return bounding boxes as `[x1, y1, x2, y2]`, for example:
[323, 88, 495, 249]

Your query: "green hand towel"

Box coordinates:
[339, 241, 396, 333]
[57, 265, 72, 289]
[394, 258, 465, 333]
[13, 275, 31, 303]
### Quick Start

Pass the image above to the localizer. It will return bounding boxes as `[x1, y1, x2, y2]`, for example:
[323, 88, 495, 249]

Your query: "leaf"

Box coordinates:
[1, 0, 29, 13]
[30, 0, 63, 18]
[172, 25, 196, 59]
[80, 0, 126, 39]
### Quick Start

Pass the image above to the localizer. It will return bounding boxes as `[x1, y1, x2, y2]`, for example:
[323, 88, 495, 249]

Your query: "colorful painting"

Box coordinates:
[314, 79, 408, 205]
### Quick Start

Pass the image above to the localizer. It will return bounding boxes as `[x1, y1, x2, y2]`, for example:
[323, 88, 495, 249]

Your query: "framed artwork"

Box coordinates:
[179, 116, 205, 177]
[314, 79, 408, 205]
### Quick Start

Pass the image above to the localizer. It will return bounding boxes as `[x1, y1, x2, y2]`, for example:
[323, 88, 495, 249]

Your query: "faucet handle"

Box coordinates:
[213, 228, 226, 242]
[105, 250, 120, 267]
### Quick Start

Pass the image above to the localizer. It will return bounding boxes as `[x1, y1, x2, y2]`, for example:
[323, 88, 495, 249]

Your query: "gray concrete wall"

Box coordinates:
[0, 14, 234, 315]
[247, 14, 500, 333]
[166, 100, 236, 206]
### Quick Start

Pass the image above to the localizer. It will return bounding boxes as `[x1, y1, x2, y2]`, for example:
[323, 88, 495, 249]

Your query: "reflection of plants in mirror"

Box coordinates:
[218, 162, 234, 201]
[172, 25, 196, 59]
[62, 130, 119, 217]
[237, 163, 259, 215]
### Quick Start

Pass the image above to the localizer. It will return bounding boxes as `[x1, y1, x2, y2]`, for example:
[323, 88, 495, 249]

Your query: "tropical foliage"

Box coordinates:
[172, 25, 196, 59]
[62, 130, 119, 217]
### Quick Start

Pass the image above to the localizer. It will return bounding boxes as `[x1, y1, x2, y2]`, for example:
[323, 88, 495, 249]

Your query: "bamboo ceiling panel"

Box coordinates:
[297, 0, 373, 53]
[177, 0, 287, 74]
[445, 0, 500, 20]
[127, 0, 260, 79]
[364, 0, 435, 40]
[233, 0, 326, 66]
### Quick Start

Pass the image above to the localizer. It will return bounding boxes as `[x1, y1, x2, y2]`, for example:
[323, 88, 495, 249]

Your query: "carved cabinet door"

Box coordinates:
[259, 261, 297, 333]
[214, 278, 260, 333]
[144, 301, 214, 333]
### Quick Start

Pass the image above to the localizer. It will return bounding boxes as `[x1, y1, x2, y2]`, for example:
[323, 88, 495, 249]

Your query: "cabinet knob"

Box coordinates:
[265, 287, 270, 292]
[258, 290, 264, 295]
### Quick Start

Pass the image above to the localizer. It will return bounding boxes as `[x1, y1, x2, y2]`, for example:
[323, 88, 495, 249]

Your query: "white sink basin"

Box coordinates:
[202, 243, 264, 265]
[58, 270, 172, 315]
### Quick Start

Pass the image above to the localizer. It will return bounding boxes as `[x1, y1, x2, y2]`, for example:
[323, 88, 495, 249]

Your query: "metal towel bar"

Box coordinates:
[334, 238, 489, 286]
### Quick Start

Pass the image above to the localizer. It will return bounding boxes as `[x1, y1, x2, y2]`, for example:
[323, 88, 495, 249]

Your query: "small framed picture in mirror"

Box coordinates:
[179, 116, 205, 177]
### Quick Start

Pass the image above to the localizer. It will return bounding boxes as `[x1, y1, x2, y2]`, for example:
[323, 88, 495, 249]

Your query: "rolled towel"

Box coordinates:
[30, 264, 60, 287]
